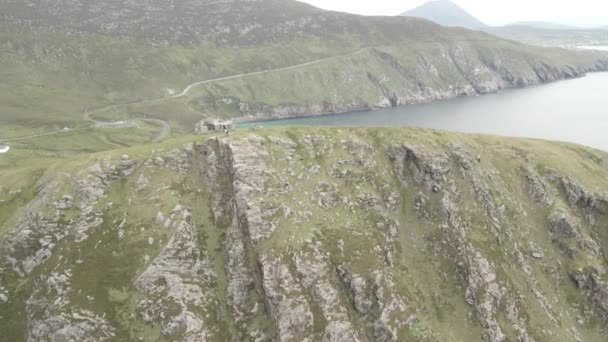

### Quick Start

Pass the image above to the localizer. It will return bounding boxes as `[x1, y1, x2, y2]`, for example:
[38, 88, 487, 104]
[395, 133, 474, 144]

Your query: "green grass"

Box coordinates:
[2, 125, 608, 341]
[3, 21, 606, 137]
[0, 25, 372, 130]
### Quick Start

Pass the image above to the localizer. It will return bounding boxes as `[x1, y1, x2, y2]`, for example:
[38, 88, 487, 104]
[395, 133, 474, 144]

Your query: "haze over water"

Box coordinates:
[248, 72, 608, 151]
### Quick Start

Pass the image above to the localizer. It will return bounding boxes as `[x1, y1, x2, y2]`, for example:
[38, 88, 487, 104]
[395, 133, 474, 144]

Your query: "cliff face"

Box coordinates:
[188, 45, 608, 122]
[1, 127, 607, 341]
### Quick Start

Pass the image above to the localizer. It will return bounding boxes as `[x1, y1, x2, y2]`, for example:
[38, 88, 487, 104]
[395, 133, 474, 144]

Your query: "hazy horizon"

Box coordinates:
[299, 0, 608, 27]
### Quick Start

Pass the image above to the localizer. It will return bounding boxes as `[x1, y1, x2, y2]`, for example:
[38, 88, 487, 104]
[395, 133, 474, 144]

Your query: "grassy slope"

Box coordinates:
[0, 24, 370, 129]
[0, 127, 607, 340]
[2, 21, 607, 135]
[231, 127, 608, 341]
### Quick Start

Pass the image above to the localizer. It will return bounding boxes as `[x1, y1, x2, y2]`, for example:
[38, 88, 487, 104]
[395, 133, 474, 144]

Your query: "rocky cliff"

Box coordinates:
[186, 44, 608, 122]
[1, 127, 607, 341]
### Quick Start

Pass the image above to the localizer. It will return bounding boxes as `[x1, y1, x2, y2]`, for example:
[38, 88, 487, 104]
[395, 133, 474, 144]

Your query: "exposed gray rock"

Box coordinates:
[2, 178, 70, 276]
[314, 181, 341, 209]
[388, 144, 451, 192]
[450, 141, 476, 171]
[337, 266, 373, 315]
[532, 252, 544, 259]
[260, 253, 314, 341]
[4, 132, 608, 341]
[55, 195, 73, 210]
[26, 268, 116, 342]
[524, 167, 553, 205]
[309, 165, 321, 174]
[198, 138, 270, 339]
[226, 135, 276, 244]
[155, 211, 165, 225]
[268, 136, 297, 149]
[27, 309, 116, 342]
[548, 210, 581, 240]
[294, 245, 361, 341]
[135, 206, 216, 340]
[547, 170, 608, 215]
[570, 267, 608, 323]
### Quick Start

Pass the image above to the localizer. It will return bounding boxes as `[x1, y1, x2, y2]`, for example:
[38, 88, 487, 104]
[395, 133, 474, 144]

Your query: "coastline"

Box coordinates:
[236, 70, 606, 127]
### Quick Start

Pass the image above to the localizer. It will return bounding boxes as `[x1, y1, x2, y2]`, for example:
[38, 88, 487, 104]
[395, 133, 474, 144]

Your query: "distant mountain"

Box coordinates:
[508, 21, 580, 30]
[400, 0, 486, 29]
[487, 25, 608, 48]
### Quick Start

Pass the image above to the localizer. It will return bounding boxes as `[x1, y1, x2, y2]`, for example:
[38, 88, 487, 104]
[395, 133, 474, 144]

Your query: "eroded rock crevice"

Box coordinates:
[2, 131, 608, 341]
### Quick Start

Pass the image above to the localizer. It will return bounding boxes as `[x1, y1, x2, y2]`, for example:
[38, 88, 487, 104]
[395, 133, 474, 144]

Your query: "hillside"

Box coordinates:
[0, 0, 439, 45]
[401, 0, 487, 29]
[1, 127, 608, 341]
[1, 0, 607, 140]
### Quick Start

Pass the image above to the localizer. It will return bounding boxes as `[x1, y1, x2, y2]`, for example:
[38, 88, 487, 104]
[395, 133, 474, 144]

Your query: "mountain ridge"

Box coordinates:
[1, 127, 608, 341]
[401, 0, 487, 29]
[397, 1, 608, 48]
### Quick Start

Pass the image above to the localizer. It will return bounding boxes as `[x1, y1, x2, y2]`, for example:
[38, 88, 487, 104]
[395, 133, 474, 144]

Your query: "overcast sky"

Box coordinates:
[299, 0, 608, 27]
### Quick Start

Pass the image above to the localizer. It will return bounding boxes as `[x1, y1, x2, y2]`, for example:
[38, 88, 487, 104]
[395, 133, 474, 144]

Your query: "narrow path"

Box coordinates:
[3, 47, 371, 144]
[84, 46, 371, 119]
[168, 47, 370, 99]
[0, 127, 90, 143]
[142, 118, 171, 142]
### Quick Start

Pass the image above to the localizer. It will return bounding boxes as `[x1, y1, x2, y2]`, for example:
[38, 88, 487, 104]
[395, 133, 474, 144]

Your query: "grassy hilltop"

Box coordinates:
[0, 127, 607, 341]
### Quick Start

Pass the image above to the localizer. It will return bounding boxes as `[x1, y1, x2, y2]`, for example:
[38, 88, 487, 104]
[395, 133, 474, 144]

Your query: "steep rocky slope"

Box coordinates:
[176, 43, 608, 122]
[1, 127, 607, 341]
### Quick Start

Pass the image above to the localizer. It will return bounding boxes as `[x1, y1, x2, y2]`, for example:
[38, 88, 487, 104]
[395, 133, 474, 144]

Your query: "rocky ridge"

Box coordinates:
[193, 45, 608, 122]
[0, 127, 608, 341]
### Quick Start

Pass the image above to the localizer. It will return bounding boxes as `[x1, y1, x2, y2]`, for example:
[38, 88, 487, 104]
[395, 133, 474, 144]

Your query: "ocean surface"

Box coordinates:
[243, 72, 608, 151]
[578, 46, 608, 51]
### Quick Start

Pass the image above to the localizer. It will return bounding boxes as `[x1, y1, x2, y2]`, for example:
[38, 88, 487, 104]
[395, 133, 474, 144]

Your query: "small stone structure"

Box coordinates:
[195, 119, 235, 134]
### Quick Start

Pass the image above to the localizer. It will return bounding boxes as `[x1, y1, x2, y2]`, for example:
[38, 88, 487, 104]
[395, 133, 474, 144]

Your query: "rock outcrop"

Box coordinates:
[1, 127, 608, 341]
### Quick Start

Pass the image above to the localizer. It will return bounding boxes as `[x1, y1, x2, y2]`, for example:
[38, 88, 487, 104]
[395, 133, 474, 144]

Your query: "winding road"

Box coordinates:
[0, 128, 91, 143]
[1, 47, 371, 144]
[168, 48, 369, 99]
